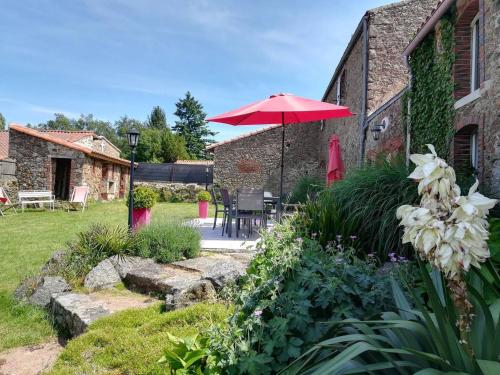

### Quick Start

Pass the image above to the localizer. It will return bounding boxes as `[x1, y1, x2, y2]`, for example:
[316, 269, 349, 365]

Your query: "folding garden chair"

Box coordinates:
[0, 187, 17, 216]
[67, 186, 89, 212]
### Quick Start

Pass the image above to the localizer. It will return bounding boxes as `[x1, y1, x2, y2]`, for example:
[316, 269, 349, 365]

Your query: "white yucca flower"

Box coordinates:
[397, 144, 498, 279]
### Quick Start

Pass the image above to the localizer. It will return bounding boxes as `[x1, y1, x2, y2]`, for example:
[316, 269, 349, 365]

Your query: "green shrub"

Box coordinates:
[296, 158, 419, 260]
[197, 190, 211, 202]
[207, 221, 411, 374]
[56, 224, 136, 286]
[128, 185, 158, 209]
[289, 175, 324, 203]
[133, 222, 200, 263]
[290, 262, 500, 375]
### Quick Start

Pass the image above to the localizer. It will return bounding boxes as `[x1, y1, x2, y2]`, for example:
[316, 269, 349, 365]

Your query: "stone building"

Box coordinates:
[5, 124, 131, 201]
[208, 0, 438, 192]
[320, 0, 438, 171]
[402, 0, 500, 198]
[207, 123, 321, 193]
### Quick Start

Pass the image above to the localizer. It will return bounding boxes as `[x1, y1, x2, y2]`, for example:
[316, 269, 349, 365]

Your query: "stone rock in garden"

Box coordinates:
[108, 255, 156, 279]
[13, 275, 43, 302]
[28, 276, 71, 308]
[50, 293, 110, 337]
[123, 262, 202, 296]
[40, 250, 66, 275]
[165, 280, 216, 311]
[172, 255, 247, 289]
[84, 258, 121, 291]
[50, 292, 157, 337]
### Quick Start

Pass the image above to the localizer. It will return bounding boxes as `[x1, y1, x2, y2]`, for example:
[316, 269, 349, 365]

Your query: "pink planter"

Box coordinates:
[198, 201, 209, 219]
[132, 208, 151, 231]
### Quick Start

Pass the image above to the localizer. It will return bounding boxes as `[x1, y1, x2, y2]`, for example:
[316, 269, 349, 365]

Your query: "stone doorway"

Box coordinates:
[53, 158, 71, 200]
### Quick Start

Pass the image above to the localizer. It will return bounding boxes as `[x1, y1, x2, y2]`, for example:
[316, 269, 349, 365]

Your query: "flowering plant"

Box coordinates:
[396, 144, 497, 348]
[397, 144, 497, 278]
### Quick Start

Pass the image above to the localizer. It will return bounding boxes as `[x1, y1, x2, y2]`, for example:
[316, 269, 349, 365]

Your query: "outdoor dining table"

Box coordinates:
[226, 195, 279, 238]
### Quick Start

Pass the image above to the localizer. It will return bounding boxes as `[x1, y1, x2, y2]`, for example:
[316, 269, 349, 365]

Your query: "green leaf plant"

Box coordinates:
[285, 261, 500, 375]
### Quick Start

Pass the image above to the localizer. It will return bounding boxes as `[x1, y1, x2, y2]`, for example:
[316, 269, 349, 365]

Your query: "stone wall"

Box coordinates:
[9, 128, 86, 192]
[212, 122, 321, 194]
[81, 158, 129, 200]
[367, 0, 439, 113]
[319, 0, 438, 178]
[452, 0, 500, 198]
[75, 136, 121, 159]
[319, 35, 364, 174]
[365, 93, 406, 161]
[91, 138, 121, 158]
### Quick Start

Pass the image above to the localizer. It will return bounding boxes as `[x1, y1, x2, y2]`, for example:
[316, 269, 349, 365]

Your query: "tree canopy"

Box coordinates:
[173, 92, 216, 159]
[147, 106, 168, 130]
[0, 113, 5, 130]
[36, 109, 190, 163]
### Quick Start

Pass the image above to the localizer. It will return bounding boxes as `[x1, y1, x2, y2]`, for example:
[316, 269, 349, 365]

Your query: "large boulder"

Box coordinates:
[28, 276, 71, 308]
[108, 255, 156, 279]
[172, 255, 247, 289]
[50, 293, 110, 337]
[40, 251, 66, 275]
[165, 280, 216, 311]
[84, 258, 121, 291]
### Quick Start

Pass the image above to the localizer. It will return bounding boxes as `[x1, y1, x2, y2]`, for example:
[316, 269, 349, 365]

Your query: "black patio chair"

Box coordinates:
[211, 187, 225, 230]
[220, 188, 233, 236]
[232, 188, 265, 238]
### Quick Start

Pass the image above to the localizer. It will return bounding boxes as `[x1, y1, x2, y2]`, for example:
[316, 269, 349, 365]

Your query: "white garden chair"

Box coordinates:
[68, 186, 89, 212]
[0, 187, 17, 216]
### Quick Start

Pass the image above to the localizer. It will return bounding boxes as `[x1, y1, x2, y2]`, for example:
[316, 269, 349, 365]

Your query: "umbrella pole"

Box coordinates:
[279, 112, 285, 221]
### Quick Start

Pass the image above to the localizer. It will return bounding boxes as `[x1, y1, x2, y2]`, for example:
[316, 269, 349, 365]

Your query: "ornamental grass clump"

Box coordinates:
[397, 144, 498, 349]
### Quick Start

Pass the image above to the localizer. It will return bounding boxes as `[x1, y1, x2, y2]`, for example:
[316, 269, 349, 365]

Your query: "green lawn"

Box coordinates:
[0, 201, 208, 351]
[48, 302, 231, 374]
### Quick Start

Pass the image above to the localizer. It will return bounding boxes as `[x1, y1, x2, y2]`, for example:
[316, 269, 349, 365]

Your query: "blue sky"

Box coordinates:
[1, 0, 393, 142]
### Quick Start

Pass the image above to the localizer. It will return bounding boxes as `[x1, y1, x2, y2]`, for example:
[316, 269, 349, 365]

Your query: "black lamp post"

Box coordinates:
[205, 164, 209, 191]
[126, 128, 140, 230]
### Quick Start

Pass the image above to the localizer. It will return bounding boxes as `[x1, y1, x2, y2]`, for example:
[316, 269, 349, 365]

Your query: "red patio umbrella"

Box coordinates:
[207, 93, 353, 214]
[327, 134, 344, 185]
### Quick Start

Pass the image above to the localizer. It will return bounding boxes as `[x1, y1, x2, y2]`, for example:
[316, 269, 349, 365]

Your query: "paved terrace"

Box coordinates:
[189, 218, 272, 252]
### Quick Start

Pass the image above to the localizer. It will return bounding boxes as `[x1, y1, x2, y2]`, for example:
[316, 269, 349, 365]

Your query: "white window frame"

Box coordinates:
[470, 13, 480, 93]
[336, 75, 342, 105]
[470, 132, 478, 171]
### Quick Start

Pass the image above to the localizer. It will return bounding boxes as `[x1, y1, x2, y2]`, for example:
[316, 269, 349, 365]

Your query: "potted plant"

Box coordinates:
[128, 186, 158, 231]
[197, 191, 211, 219]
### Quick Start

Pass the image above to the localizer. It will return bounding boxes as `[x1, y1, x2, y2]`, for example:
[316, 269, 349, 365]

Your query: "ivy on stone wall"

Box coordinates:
[403, 12, 456, 158]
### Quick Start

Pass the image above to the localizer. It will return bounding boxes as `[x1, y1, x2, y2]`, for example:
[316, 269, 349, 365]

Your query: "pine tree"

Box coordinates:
[0, 113, 5, 130]
[147, 106, 168, 129]
[173, 92, 216, 159]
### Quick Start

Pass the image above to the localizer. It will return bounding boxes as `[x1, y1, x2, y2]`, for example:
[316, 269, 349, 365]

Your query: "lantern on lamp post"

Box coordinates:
[126, 128, 140, 230]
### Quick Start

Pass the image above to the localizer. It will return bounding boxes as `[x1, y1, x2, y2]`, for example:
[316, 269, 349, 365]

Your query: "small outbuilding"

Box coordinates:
[5, 124, 131, 201]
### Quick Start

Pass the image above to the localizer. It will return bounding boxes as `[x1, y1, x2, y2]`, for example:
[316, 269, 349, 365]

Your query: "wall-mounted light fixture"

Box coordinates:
[370, 117, 389, 141]
[370, 123, 383, 141]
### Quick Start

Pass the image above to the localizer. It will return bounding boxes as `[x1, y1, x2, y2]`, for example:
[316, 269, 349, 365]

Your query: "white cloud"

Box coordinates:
[0, 97, 79, 119]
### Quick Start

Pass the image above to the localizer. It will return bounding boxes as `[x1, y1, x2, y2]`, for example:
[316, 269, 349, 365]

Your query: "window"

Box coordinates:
[454, 124, 479, 176]
[336, 76, 341, 105]
[453, 1, 479, 100]
[471, 14, 480, 92]
[336, 70, 346, 105]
